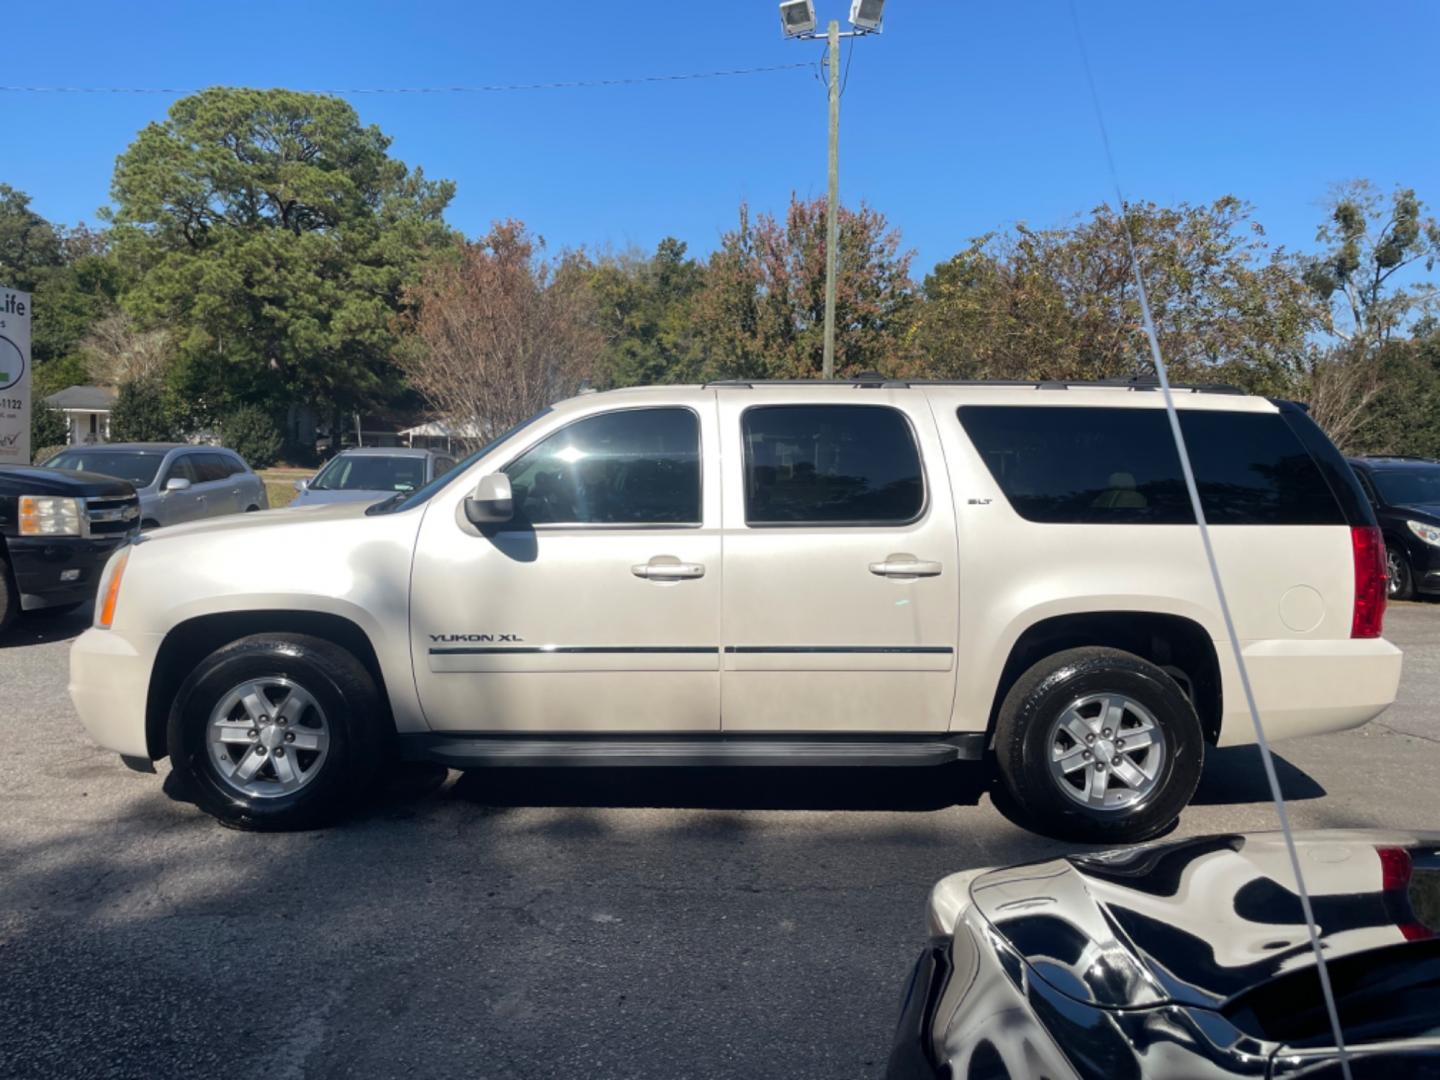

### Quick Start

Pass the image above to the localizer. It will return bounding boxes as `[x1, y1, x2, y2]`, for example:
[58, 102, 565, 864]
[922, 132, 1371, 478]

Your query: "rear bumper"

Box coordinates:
[1216, 637, 1403, 746]
[69, 626, 162, 760]
[9, 535, 126, 611]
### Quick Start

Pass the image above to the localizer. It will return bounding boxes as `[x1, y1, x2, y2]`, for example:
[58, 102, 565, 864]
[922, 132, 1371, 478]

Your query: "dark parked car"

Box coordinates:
[1348, 456, 1440, 600]
[888, 830, 1440, 1080]
[0, 465, 139, 633]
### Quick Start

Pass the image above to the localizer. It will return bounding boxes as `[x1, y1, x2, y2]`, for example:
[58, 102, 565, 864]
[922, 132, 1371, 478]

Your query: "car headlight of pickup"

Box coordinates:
[1407, 520, 1440, 547]
[18, 495, 82, 537]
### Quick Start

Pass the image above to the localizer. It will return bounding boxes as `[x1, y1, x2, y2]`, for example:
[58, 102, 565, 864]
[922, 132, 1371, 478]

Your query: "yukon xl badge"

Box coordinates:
[430, 633, 523, 643]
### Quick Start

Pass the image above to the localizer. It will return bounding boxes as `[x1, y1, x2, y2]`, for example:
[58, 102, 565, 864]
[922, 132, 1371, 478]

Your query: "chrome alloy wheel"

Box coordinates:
[1046, 693, 1167, 812]
[207, 678, 330, 799]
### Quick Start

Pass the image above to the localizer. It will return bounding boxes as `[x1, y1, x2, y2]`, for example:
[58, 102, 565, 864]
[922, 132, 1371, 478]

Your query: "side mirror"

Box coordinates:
[464, 473, 514, 525]
[164, 477, 192, 493]
[293, 478, 310, 492]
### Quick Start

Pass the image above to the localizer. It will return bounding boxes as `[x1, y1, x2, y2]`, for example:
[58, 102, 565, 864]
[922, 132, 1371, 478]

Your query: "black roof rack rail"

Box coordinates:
[701, 375, 1247, 394]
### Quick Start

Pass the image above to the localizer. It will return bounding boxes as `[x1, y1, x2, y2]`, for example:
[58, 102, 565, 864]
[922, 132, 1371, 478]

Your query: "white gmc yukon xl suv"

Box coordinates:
[69, 380, 1402, 839]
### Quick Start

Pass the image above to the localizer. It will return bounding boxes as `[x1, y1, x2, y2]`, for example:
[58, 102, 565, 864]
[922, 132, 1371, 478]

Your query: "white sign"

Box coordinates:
[0, 286, 32, 466]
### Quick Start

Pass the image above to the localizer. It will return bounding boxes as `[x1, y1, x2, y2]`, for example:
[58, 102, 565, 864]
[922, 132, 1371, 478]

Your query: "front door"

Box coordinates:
[410, 400, 722, 733]
[717, 392, 960, 732]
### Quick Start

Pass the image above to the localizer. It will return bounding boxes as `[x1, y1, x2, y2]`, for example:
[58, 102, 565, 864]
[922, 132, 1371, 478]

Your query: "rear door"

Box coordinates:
[158, 453, 205, 524]
[193, 452, 241, 515]
[716, 390, 960, 732]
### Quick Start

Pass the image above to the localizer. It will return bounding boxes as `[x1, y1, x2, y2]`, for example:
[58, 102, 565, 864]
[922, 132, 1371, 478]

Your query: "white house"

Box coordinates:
[44, 385, 118, 445]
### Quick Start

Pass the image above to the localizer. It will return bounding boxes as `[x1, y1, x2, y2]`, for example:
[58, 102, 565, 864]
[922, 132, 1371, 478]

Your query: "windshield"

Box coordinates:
[311, 454, 427, 493]
[1373, 467, 1440, 508]
[368, 410, 552, 515]
[45, 450, 164, 487]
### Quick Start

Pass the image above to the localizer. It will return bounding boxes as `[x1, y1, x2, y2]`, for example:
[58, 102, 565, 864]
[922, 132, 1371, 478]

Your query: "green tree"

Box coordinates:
[907, 197, 1317, 390]
[109, 375, 180, 443]
[0, 183, 62, 287]
[30, 404, 69, 458]
[220, 404, 283, 469]
[1305, 182, 1440, 351]
[692, 196, 916, 380]
[0, 185, 120, 377]
[585, 238, 706, 387]
[107, 88, 456, 436]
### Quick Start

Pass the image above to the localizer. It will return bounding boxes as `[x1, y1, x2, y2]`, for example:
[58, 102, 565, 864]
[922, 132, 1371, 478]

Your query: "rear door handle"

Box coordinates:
[632, 560, 706, 581]
[869, 558, 942, 578]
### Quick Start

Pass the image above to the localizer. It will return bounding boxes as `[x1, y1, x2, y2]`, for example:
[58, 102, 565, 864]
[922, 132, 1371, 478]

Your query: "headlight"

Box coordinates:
[1407, 520, 1440, 547]
[19, 495, 82, 537]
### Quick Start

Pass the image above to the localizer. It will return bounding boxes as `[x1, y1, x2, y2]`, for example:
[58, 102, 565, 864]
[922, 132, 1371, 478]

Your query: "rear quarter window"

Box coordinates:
[957, 405, 1345, 525]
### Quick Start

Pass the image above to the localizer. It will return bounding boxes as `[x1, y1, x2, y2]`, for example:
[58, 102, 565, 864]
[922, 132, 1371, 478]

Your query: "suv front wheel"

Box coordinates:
[994, 647, 1204, 843]
[167, 633, 386, 830]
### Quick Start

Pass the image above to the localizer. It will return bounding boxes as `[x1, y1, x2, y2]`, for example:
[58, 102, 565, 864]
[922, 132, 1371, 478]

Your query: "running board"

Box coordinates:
[401, 733, 986, 770]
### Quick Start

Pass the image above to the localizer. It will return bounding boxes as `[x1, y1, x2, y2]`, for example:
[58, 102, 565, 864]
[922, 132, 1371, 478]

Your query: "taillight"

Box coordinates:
[1351, 525, 1386, 638]
[1377, 846, 1433, 941]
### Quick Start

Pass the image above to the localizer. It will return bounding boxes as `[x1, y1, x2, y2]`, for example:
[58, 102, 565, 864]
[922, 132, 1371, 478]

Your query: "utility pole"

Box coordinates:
[823, 19, 841, 379]
[779, 2, 887, 377]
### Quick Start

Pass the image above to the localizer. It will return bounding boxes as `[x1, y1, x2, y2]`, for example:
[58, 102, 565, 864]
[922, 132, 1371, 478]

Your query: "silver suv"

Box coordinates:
[45, 444, 268, 528]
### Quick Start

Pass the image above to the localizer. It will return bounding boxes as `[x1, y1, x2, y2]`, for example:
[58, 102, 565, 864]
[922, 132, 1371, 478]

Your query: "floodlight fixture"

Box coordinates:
[848, 0, 885, 32]
[779, 0, 817, 37]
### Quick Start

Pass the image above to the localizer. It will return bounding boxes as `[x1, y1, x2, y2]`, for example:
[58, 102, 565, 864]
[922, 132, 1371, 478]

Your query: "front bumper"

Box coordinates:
[8, 535, 127, 611]
[69, 626, 163, 760]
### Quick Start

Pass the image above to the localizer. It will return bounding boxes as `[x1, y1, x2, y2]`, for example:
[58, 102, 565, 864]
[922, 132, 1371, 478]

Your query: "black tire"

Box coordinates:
[994, 647, 1204, 843]
[167, 632, 386, 830]
[0, 553, 17, 636]
[1387, 544, 1415, 601]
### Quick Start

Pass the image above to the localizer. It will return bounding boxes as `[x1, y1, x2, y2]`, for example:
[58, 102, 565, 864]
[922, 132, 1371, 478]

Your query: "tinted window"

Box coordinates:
[162, 455, 197, 485]
[313, 454, 427, 492]
[192, 453, 233, 484]
[957, 406, 1344, 526]
[46, 450, 164, 487]
[1371, 466, 1440, 508]
[504, 407, 700, 525]
[742, 405, 924, 525]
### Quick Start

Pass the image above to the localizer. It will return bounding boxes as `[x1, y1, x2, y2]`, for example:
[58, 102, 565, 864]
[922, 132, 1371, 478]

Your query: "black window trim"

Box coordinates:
[739, 402, 930, 529]
[497, 404, 706, 531]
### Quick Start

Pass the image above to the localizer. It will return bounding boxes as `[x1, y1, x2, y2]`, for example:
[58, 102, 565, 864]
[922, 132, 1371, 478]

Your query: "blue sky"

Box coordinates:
[4, 0, 1437, 277]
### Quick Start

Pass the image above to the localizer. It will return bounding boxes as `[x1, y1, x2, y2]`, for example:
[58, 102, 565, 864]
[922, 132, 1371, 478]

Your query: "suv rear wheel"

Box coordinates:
[994, 647, 1204, 843]
[167, 633, 385, 830]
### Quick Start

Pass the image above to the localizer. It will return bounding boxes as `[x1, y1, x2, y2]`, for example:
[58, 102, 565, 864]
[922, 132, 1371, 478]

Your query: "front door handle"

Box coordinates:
[869, 557, 943, 578]
[632, 559, 706, 581]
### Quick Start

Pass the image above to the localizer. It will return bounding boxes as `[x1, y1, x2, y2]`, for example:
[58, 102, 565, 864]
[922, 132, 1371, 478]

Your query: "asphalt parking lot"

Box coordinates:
[3, 605, 1440, 1080]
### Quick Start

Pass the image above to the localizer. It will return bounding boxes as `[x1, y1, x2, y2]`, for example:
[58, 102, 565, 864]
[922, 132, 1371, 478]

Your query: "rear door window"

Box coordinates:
[742, 405, 924, 526]
[193, 453, 234, 484]
[957, 405, 1344, 525]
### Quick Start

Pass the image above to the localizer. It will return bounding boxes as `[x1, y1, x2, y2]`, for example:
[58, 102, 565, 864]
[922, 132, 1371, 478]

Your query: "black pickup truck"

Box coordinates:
[0, 465, 140, 633]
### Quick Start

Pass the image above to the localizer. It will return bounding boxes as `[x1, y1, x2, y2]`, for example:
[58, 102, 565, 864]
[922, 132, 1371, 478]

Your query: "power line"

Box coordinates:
[0, 63, 813, 97]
